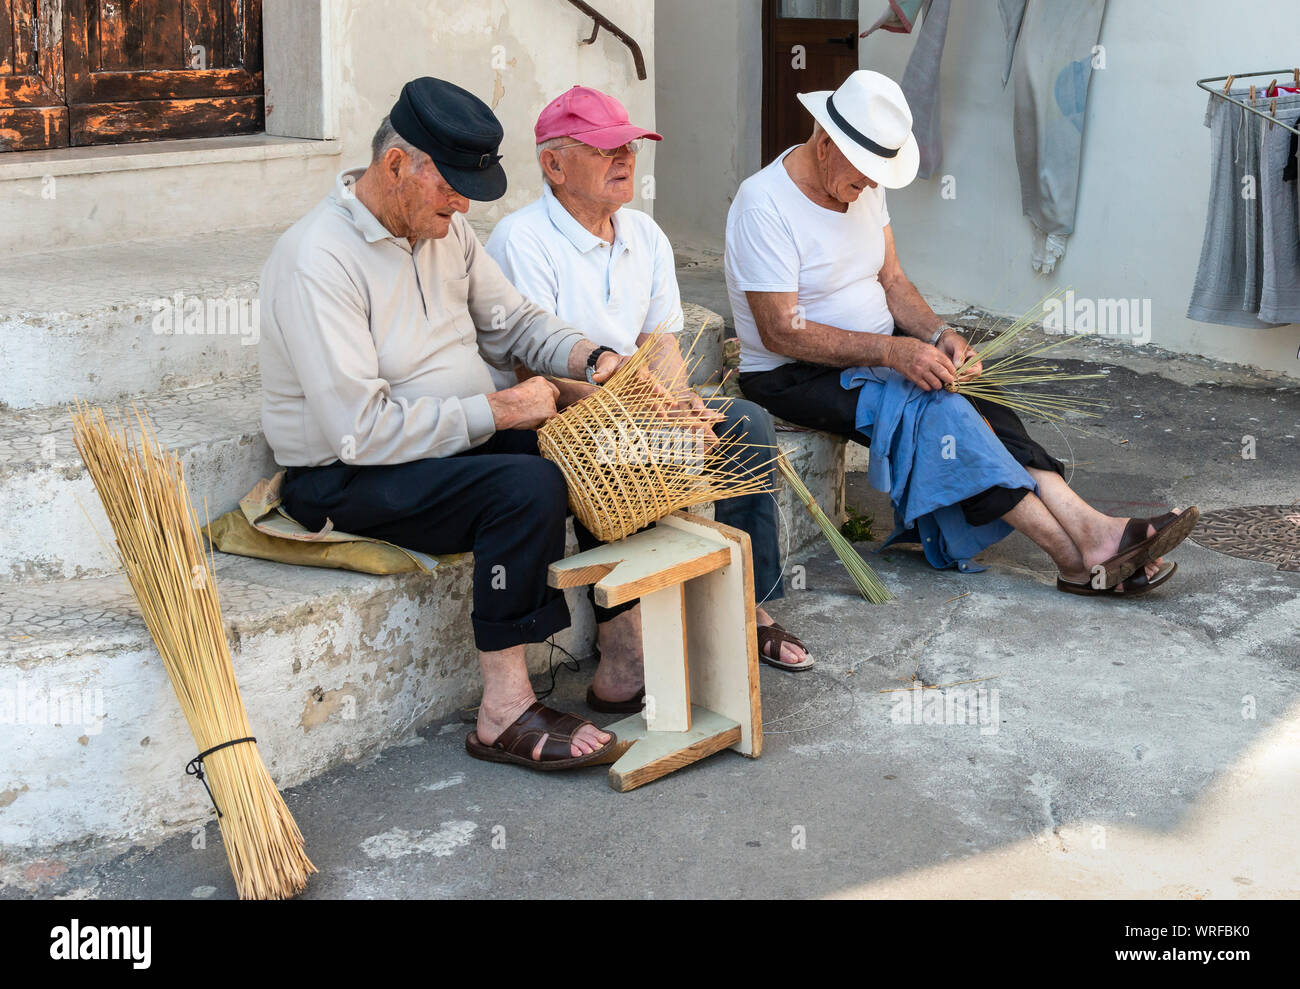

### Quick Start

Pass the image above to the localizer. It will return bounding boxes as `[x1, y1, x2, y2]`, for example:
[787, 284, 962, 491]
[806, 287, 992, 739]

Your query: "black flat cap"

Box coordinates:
[389, 77, 507, 201]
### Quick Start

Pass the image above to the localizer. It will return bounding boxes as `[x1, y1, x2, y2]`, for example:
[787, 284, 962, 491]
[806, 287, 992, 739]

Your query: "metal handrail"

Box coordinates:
[1196, 70, 1300, 138]
[565, 0, 647, 80]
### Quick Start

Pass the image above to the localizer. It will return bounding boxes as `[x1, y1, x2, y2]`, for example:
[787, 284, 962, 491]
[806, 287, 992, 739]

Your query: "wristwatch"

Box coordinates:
[928, 325, 955, 346]
[585, 346, 617, 384]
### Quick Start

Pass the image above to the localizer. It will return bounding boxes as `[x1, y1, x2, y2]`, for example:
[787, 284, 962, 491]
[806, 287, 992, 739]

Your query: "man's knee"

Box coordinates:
[494, 456, 568, 517]
[718, 398, 777, 446]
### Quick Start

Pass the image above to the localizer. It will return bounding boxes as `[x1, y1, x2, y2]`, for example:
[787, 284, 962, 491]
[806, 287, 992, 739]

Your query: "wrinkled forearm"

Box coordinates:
[881, 271, 944, 340]
[747, 292, 896, 368]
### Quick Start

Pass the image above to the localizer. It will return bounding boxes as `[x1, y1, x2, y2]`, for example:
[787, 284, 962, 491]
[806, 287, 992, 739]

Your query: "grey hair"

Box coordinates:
[810, 120, 826, 143]
[371, 115, 428, 165]
[536, 136, 570, 186]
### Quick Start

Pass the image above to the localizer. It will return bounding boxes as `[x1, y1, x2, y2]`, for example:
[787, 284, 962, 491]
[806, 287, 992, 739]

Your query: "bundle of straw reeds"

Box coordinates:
[944, 291, 1108, 423]
[539, 327, 775, 541]
[776, 449, 892, 604]
[71, 402, 315, 900]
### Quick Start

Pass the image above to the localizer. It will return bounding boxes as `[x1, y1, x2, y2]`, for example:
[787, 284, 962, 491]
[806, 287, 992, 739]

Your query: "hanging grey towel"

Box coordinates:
[1187, 92, 1286, 329]
[998, 0, 1027, 87]
[1258, 94, 1300, 324]
[899, 0, 951, 180]
[1010, 0, 1108, 274]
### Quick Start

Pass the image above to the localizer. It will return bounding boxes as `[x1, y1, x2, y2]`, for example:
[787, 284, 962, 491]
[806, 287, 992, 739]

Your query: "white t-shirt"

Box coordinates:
[485, 183, 683, 358]
[725, 146, 893, 373]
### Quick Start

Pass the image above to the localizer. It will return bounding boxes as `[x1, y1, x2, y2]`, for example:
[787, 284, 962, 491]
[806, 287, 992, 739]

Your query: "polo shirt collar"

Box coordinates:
[542, 183, 629, 256]
[333, 168, 400, 245]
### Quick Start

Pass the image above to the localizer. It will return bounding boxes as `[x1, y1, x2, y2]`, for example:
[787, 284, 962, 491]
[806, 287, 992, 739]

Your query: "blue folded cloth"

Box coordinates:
[840, 366, 1037, 571]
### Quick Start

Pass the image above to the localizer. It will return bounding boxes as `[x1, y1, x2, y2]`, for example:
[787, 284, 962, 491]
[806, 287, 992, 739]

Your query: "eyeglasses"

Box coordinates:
[550, 139, 645, 157]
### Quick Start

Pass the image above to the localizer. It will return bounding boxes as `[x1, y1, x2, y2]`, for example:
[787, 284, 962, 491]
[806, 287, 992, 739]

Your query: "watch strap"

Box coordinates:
[585, 346, 615, 384]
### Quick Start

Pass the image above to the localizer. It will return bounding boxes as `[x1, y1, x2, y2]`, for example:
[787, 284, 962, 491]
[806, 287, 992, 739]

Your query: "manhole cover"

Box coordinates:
[1190, 505, 1300, 571]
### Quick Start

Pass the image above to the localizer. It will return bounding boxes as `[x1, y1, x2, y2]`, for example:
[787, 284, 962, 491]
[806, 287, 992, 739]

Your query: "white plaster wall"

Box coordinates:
[654, 0, 763, 251]
[327, 0, 657, 226]
[0, 0, 656, 256]
[855, 0, 1300, 375]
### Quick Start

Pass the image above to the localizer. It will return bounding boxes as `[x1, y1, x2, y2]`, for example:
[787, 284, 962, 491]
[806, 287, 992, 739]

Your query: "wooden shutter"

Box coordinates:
[64, 0, 262, 145]
[0, 0, 68, 150]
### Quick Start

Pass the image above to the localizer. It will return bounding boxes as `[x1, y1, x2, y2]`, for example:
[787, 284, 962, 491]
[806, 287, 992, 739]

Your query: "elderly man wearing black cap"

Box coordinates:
[259, 78, 644, 772]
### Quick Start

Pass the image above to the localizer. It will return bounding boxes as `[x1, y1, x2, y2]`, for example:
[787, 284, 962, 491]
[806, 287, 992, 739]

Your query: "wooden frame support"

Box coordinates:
[549, 512, 762, 792]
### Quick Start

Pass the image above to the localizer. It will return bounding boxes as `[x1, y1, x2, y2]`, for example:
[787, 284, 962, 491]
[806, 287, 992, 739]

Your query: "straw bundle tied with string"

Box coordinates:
[776, 449, 892, 604]
[539, 324, 775, 541]
[945, 289, 1109, 424]
[71, 402, 315, 900]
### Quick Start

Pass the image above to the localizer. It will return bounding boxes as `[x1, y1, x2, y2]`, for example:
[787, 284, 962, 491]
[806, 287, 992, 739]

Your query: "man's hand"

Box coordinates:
[886, 336, 957, 391]
[485, 376, 560, 430]
[936, 329, 982, 382]
[552, 377, 599, 409]
[589, 349, 625, 384]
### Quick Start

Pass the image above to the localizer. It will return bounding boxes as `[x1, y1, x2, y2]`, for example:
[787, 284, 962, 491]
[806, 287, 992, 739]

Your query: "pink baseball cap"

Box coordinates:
[535, 85, 663, 149]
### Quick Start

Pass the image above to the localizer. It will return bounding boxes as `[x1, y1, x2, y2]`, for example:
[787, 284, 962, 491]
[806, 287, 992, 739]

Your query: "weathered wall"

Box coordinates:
[328, 0, 657, 227]
[0, 0, 656, 257]
[654, 0, 762, 251]
[856, 0, 1300, 376]
[654, 0, 1300, 376]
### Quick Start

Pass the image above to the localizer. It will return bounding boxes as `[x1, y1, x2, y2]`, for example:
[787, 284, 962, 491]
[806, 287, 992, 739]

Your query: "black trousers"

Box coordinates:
[739, 361, 1064, 526]
[281, 430, 635, 653]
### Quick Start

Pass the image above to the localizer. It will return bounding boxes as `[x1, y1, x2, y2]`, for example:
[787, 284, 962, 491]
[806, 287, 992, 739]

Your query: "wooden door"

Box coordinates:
[63, 0, 262, 145]
[762, 0, 859, 166]
[0, 0, 67, 150]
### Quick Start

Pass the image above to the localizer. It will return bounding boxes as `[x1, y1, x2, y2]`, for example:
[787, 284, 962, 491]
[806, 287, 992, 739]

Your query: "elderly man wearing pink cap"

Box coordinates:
[487, 86, 813, 710]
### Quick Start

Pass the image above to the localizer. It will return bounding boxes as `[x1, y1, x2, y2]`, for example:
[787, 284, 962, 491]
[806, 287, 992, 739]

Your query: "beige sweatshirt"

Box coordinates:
[258, 169, 585, 467]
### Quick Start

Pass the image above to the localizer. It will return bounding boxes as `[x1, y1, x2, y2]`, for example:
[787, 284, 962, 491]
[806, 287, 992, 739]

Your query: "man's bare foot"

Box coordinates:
[756, 605, 808, 666]
[590, 606, 645, 704]
[476, 693, 609, 760]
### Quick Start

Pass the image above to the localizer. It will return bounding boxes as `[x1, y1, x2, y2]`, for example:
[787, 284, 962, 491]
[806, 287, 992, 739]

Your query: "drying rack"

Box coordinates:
[1197, 69, 1300, 137]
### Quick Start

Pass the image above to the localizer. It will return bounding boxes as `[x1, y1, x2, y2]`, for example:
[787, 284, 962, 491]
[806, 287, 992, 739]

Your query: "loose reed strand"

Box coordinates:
[945, 290, 1109, 424]
[776, 450, 891, 604]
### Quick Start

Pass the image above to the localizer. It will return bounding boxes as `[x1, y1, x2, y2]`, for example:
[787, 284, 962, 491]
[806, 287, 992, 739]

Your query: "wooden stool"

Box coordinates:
[549, 512, 763, 792]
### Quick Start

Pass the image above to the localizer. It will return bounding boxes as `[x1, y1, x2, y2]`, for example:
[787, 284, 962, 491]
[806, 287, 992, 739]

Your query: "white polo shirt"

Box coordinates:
[485, 183, 683, 356]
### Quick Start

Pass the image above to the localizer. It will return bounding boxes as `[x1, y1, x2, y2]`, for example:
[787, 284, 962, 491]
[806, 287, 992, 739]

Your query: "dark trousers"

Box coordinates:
[280, 403, 784, 652]
[282, 431, 578, 652]
[739, 361, 1064, 526]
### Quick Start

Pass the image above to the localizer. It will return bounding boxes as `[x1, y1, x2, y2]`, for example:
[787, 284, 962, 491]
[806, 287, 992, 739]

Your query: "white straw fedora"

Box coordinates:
[796, 70, 919, 189]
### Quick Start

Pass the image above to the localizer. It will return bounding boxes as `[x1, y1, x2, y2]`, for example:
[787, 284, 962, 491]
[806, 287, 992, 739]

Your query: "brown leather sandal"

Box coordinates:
[1093, 508, 1199, 588]
[1058, 561, 1177, 597]
[465, 701, 621, 771]
[757, 622, 815, 671]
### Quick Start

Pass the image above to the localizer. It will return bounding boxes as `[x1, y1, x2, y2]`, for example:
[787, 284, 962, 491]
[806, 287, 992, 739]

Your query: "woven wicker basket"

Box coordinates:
[538, 329, 772, 541]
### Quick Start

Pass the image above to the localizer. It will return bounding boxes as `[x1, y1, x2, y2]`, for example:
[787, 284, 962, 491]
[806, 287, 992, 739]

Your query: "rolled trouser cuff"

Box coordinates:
[471, 594, 571, 652]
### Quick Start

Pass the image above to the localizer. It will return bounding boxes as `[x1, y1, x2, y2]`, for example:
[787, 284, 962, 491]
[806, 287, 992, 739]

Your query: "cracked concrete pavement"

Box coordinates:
[5, 270, 1299, 900]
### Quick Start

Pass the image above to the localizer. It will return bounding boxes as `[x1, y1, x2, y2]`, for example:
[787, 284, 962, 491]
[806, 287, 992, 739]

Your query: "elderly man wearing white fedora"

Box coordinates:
[728, 70, 1196, 595]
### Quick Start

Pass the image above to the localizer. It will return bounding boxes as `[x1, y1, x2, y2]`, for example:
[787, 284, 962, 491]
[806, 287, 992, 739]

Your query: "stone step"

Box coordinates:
[771, 425, 847, 562]
[1, 295, 733, 583]
[0, 374, 273, 583]
[0, 222, 725, 412]
[0, 227, 283, 409]
[0, 413, 842, 859]
[0, 548, 594, 857]
[0, 373, 842, 585]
